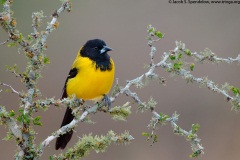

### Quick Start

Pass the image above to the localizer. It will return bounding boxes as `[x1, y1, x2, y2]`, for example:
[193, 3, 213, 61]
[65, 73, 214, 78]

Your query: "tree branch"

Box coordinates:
[1, 0, 73, 159]
[38, 99, 107, 156]
[0, 82, 23, 97]
[0, 33, 10, 45]
[55, 131, 134, 160]
[0, 106, 24, 158]
[0, 106, 22, 138]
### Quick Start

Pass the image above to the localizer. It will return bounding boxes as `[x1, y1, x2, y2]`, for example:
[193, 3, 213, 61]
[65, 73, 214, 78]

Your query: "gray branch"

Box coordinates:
[0, 82, 23, 97]
[38, 101, 102, 156]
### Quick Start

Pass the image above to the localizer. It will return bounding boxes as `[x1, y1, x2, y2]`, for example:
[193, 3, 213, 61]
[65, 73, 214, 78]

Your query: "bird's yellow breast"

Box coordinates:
[66, 54, 115, 101]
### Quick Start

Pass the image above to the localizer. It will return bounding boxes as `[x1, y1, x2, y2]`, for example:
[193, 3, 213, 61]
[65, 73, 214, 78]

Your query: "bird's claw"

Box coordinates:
[103, 94, 111, 110]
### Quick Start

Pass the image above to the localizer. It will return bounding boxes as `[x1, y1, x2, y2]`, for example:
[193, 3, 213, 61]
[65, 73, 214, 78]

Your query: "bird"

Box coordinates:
[55, 39, 115, 150]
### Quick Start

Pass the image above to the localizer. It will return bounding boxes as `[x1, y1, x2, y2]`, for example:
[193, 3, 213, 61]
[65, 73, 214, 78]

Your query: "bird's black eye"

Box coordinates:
[94, 47, 98, 50]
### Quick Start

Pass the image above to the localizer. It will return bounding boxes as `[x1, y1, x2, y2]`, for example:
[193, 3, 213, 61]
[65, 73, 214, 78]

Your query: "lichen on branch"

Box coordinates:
[54, 130, 134, 160]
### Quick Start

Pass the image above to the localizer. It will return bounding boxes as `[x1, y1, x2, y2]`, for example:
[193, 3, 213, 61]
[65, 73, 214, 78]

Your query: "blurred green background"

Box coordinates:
[1, 0, 240, 159]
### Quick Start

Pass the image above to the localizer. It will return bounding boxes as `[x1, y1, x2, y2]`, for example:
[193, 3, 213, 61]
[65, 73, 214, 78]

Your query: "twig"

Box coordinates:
[11, 70, 22, 78]
[152, 110, 204, 156]
[0, 31, 11, 45]
[112, 38, 239, 111]
[3, 0, 11, 23]
[0, 105, 23, 159]
[191, 49, 240, 64]
[55, 131, 134, 160]
[1, 0, 71, 55]
[0, 106, 22, 138]
[0, 82, 23, 97]
[38, 102, 101, 156]
[40, 1, 71, 49]
[0, 37, 10, 45]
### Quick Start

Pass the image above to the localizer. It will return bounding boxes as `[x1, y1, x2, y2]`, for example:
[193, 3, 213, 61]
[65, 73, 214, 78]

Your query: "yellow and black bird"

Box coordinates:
[55, 39, 115, 150]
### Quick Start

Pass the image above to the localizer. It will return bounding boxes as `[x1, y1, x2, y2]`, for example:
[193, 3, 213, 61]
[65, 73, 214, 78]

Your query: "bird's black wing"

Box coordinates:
[61, 68, 78, 99]
[56, 67, 78, 150]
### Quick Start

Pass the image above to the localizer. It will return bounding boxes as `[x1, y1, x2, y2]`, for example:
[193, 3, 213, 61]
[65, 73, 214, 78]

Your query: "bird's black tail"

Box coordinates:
[55, 107, 74, 150]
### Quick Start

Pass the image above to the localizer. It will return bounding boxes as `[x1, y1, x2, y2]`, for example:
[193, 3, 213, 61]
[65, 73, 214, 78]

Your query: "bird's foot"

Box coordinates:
[103, 94, 111, 110]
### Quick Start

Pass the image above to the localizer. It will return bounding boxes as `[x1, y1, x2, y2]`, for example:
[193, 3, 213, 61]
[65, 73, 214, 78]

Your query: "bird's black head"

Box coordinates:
[80, 39, 113, 71]
[80, 39, 112, 61]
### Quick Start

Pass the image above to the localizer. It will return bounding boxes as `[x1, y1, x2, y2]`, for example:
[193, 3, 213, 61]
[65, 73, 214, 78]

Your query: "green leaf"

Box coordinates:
[173, 62, 183, 70]
[187, 134, 195, 140]
[13, 64, 17, 69]
[23, 114, 31, 124]
[190, 63, 195, 71]
[33, 116, 42, 126]
[153, 134, 158, 142]
[158, 112, 169, 122]
[148, 26, 154, 33]
[189, 150, 201, 158]
[49, 156, 53, 160]
[170, 55, 176, 60]
[17, 111, 31, 125]
[16, 114, 21, 122]
[142, 132, 150, 137]
[177, 53, 182, 60]
[231, 86, 240, 96]
[191, 124, 200, 134]
[7, 42, 17, 47]
[5, 89, 11, 93]
[28, 35, 32, 41]
[154, 31, 163, 39]
[9, 110, 15, 117]
[43, 57, 50, 64]
[33, 121, 42, 126]
[18, 108, 24, 114]
[3, 132, 13, 141]
[1, 0, 6, 4]
[18, 33, 23, 42]
[33, 116, 41, 121]
[185, 49, 192, 56]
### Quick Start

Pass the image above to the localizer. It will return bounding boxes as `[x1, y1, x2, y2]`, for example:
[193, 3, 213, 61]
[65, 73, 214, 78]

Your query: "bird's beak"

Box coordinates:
[100, 46, 113, 54]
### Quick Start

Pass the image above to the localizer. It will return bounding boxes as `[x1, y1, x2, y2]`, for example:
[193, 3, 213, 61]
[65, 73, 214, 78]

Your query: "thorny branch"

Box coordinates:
[191, 48, 240, 64]
[0, 106, 22, 139]
[37, 97, 131, 157]
[0, 0, 73, 159]
[104, 25, 238, 157]
[37, 98, 104, 147]
[55, 130, 134, 160]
